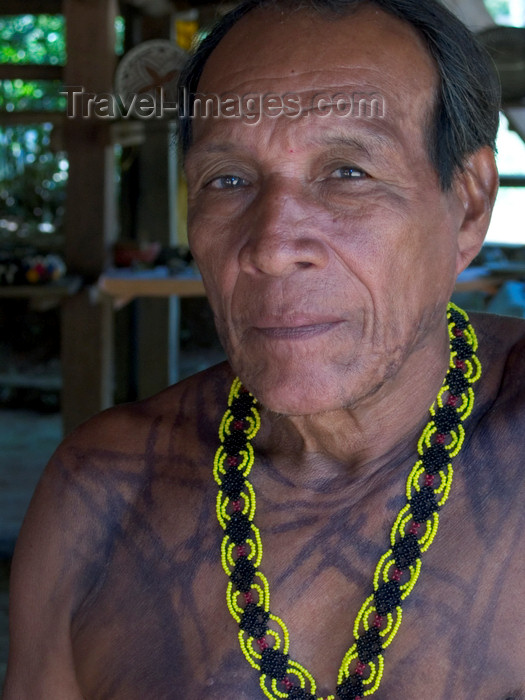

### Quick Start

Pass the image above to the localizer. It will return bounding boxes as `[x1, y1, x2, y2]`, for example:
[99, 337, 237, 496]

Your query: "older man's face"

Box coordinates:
[185, 6, 471, 415]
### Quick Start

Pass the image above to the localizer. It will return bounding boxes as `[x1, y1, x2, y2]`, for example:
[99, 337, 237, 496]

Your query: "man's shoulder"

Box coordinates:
[12, 362, 235, 596]
[472, 309, 525, 344]
[31, 361, 234, 526]
[468, 311, 525, 470]
[61, 360, 233, 460]
[472, 311, 525, 392]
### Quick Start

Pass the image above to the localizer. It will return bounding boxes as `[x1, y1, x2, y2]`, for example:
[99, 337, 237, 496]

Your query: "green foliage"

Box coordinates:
[0, 16, 67, 238]
[0, 124, 67, 238]
[0, 80, 65, 112]
[0, 15, 66, 113]
[0, 15, 66, 65]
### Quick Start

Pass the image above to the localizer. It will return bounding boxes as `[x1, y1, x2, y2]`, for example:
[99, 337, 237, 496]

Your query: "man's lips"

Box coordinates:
[253, 319, 343, 339]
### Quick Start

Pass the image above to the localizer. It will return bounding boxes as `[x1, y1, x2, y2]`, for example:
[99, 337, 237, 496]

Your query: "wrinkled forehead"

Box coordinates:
[195, 5, 439, 125]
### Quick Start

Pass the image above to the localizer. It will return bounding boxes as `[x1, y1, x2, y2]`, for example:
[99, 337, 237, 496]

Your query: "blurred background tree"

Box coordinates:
[0, 14, 124, 246]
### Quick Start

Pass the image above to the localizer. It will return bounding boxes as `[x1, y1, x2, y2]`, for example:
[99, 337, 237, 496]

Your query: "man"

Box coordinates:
[4, 0, 525, 698]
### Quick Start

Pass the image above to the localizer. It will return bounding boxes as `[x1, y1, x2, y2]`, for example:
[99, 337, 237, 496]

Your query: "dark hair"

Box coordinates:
[177, 0, 500, 189]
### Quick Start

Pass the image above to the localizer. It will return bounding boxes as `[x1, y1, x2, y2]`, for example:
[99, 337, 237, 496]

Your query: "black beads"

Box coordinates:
[260, 648, 288, 680]
[451, 336, 472, 360]
[374, 580, 401, 616]
[240, 603, 269, 638]
[221, 467, 245, 499]
[224, 430, 248, 455]
[356, 627, 383, 664]
[226, 511, 251, 545]
[421, 442, 449, 475]
[337, 674, 364, 700]
[446, 367, 469, 396]
[433, 404, 461, 433]
[393, 533, 421, 570]
[230, 393, 255, 419]
[448, 308, 468, 330]
[231, 556, 256, 592]
[410, 486, 439, 523]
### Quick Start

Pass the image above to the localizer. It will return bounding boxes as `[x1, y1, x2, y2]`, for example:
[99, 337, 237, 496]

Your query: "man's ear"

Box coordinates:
[454, 146, 499, 275]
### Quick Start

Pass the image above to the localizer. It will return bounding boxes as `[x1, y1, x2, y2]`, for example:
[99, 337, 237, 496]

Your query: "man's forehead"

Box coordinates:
[197, 4, 438, 99]
[189, 5, 438, 158]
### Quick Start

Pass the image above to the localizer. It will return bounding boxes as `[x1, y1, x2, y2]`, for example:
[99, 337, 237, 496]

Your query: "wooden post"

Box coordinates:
[136, 123, 180, 399]
[134, 13, 179, 400]
[61, 0, 117, 433]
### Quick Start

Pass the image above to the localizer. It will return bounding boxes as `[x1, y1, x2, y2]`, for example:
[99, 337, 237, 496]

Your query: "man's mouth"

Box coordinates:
[254, 320, 343, 339]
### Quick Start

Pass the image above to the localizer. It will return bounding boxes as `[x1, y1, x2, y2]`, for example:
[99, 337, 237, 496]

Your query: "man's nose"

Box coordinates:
[238, 179, 330, 277]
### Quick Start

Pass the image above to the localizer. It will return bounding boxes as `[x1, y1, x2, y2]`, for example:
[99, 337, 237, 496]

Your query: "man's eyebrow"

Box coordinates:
[184, 127, 397, 166]
[313, 130, 396, 157]
[185, 141, 242, 164]
[191, 143, 235, 154]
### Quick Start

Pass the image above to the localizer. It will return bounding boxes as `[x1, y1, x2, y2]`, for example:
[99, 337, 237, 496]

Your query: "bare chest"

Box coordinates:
[70, 472, 525, 700]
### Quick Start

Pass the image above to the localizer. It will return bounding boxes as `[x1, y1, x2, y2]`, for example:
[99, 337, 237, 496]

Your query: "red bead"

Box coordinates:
[435, 433, 446, 444]
[227, 456, 239, 466]
[355, 661, 366, 676]
[409, 522, 421, 535]
[374, 614, 383, 628]
[455, 358, 466, 371]
[257, 637, 268, 650]
[447, 395, 458, 407]
[283, 678, 294, 690]
[233, 420, 245, 431]
[244, 592, 253, 604]
[453, 328, 463, 337]
[232, 500, 241, 512]
[237, 545, 246, 557]
[424, 474, 435, 487]
[391, 568, 402, 582]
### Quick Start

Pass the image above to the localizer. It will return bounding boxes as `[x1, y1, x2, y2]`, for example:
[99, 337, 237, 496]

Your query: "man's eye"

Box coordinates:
[332, 166, 367, 179]
[209, 175, 248, 189]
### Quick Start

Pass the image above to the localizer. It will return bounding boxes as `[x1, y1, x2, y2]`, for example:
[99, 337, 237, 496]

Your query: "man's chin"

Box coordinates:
[235, 369, 354, 417]
[229, 351, 391, 417]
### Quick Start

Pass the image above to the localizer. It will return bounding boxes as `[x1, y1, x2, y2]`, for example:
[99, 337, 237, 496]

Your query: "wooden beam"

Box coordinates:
[0, 64, 62, 80]
[0, 0, 62, 15]
[63, 0, 118, 277]
[64, 0, 116, 94]
[61, 0, 118, 431]
[61, 290, 114, 434]
[0, 111, 63, 126]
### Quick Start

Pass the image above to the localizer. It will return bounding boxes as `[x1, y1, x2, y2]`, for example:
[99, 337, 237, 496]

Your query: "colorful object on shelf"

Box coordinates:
[0, 250, 66, 286]
[22, 254, 66, 284]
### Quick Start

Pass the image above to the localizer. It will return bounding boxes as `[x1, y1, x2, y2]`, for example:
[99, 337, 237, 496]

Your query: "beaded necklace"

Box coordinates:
[213, 303, 481, 700]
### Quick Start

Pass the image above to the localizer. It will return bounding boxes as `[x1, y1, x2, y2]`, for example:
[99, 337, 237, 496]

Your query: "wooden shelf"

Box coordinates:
[0, 276, 81, 300]
[98, 268, 205, 308]
[0, 111, 64, 126]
